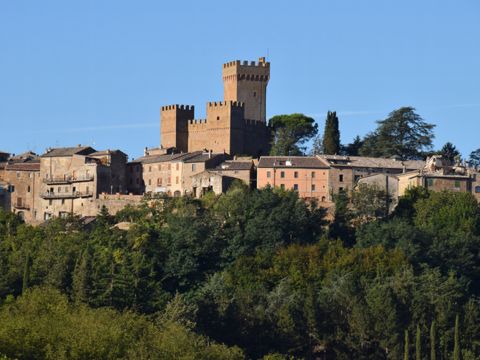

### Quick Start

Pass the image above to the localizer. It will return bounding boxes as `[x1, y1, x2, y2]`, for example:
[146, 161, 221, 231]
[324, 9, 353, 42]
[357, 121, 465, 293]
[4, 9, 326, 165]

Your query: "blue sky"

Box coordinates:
[1, 0, 479, 159]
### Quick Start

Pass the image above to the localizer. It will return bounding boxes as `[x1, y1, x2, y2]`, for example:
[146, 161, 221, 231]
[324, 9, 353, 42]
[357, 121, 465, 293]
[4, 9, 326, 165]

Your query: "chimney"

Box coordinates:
[209, 150, 212, 159]
[144, 147, 148, 156]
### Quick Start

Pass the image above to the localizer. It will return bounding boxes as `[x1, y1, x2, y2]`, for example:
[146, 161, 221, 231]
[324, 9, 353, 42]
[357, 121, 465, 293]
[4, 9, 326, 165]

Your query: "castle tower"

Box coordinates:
[160, 105, 194, 152]
[222, 57, 270, 122]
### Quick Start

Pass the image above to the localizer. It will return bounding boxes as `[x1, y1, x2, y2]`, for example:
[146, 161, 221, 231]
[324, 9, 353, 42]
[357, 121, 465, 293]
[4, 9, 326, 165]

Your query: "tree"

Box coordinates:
[342, 135, 363, 156]
[359, 107, 435, 160]
[453, 314, 461, 360]
[430, 321, 436, 360]
[310, 134, 324, 155]
[269, 114, 318, 156]
[322, 111, 341, 154]
[440, 142, 460, 164]
[416, 325, 421, 360]
[22, 252, 31, 294]
[404, 329, 410, 360]
[468, 148, 480, 168]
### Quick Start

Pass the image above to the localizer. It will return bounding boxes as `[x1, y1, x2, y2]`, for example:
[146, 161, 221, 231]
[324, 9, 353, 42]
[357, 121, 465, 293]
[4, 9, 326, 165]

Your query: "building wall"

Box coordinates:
[143, 161, 172, 194]
[1, 168, 41, 223]
[160, 105, 194, 152]
[257, 167, 330, 203]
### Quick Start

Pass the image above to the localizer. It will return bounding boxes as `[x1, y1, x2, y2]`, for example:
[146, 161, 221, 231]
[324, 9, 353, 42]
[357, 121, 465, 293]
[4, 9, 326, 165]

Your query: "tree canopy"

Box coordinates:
[359, 107, 435, 160]
[322, 110, 341, 154]
[269, 113, 318, 156]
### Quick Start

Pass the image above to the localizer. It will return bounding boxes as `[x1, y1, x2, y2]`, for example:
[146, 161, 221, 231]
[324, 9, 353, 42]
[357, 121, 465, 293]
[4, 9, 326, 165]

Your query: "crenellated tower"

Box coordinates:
[160, 105, 194, 153]
[222, 57, 270, 122]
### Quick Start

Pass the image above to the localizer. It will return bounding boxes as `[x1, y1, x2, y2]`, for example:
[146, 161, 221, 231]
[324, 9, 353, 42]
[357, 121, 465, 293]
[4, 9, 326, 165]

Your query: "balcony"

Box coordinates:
[43, 175, 94, 184]
[40, 191, 93, 199]
[13, 202, 30, 210]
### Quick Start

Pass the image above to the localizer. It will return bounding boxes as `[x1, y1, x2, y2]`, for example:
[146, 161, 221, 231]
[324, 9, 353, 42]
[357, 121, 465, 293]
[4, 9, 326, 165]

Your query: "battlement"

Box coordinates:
[189, 118, 207, 125]
[207, 101, 245, 108]
[161, 104, 195, 111]
[223, 57, 269, 69]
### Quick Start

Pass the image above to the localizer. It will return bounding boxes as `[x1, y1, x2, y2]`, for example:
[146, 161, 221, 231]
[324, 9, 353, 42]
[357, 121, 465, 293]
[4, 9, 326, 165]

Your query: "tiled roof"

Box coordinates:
[89, 150, 128, 157]
[182, 152, 225, 163]
[258, 156, 330, 169]
[319, 155, 425, 170]
[214, 160, 253, 171]
[5, 160, 40, 171]
[134, 153, 191, 165]
[42, 146, 96, 158]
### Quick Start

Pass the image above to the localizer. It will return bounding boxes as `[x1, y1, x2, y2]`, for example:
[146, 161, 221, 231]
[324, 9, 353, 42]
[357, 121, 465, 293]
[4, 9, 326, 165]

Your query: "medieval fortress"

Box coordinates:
[1, 57, 480, 224]
[160, 57, 271, 156]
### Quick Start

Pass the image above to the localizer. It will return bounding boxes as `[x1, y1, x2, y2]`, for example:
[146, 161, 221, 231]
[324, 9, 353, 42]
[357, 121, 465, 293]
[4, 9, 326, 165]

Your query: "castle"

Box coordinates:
[160, 57, 271, 157]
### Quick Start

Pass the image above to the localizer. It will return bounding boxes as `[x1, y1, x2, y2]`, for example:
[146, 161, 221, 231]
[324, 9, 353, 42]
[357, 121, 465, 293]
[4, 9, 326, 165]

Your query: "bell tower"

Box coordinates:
[222, 57, 270, 122]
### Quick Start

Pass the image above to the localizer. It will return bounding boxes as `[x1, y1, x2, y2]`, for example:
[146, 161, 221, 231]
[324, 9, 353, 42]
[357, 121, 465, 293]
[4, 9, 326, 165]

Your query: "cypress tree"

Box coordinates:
[404, 329, 410, 360]
[453, 314, 460, 360]
[416, 325, 421, 360]
[22, 252, 31, 294]
[430, 321, 436, 360]
[72, 248, 90, 304]
[322, 111, 340, 154]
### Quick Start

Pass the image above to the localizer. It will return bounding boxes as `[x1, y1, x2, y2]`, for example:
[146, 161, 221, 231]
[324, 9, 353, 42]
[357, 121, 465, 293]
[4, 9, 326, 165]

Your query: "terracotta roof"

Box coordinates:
[319, 155, 425, 170]
[42, 146, 96, 158]
[214, 160, 253, 171]
[258, 156, 330, 169]
[89, 150, 128, 157]
[182, 152, 225, 163]
[5, 160, 40, 171]
[133, 153, 191, 164]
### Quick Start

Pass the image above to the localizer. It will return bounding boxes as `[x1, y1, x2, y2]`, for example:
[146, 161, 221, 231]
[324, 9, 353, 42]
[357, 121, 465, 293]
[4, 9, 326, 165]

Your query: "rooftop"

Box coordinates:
[42, 146, 96, 158]
[214, 160, 253, 171]
[318, 155, 425, 170]
[258, 156, 330, 169]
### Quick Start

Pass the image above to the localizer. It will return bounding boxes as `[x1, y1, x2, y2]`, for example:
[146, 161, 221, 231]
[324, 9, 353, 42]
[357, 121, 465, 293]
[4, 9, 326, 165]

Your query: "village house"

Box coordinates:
[257, 156, 330, 203]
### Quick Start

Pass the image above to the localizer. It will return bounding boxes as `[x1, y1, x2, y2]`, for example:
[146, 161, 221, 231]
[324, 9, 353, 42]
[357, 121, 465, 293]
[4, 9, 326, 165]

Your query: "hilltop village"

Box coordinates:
[1, 57, 480, 224]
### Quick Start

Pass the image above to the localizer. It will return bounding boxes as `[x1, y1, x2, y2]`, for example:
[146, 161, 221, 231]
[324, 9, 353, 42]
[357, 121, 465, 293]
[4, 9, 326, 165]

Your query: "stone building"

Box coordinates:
[397, 155, 474, 196]
[160, 57, 271, 157]
[210, 160, 255, 187]
[0, 153, 41, 222]
[257, 156, 330, 203]
[39, 146, 128, 220]
[318, 155, 425, 200]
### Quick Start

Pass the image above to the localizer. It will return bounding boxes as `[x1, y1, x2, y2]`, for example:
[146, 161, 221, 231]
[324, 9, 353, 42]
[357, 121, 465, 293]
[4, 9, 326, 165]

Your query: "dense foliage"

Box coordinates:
[269, 113, 318, 156]
[322, 111, 341, 155]
[1, 183, 480, 359]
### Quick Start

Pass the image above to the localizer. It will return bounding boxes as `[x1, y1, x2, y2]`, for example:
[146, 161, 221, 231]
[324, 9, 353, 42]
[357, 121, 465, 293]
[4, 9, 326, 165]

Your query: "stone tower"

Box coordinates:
[222, 57, 270, 122]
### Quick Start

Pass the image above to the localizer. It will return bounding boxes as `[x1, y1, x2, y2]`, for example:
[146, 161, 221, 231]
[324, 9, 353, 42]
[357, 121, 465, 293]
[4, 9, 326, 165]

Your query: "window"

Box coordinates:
[65, 186, 68, 192]
[253, 91, 256, 97]
[58, 187, 61, 193]
[294, 171, 298, 178]
[311, 171, 315, 178]
[136, 165, 140, 172]
[176, 163, 179, 171]
[168, 164, 171, 170]
[280, 184, 285, 190]
[311, 184, 316, 191]
[9, 185, 15, 193]
[427, 178, 434, 187]
[149, 166, 152, 172]
[339, 174, 344, 182]
[217, 116, 220, 120]
[192, 164, 196, 171]
[61, 199, 65, 205]
[266, 171, 271, 178]
[148, 179, 152, 185]
[293, 184, 298, 191]
[158, 178, 162, 186]
[454, 180, 461, 188]
[339, 187, 344, 191]
[280, 171, 285, 178]
[49, 199, 52, 206]
[475, 186, 480, 193]
[27, 186, 31, 193]
[321, 196, 326, 202]
[176, 176, 179, 184]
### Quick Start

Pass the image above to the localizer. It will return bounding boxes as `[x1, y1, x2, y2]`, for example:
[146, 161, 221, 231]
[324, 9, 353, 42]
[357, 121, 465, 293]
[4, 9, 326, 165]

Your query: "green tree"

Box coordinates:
[453, 314, 461, 360]
[440, 142, 460, 164]
[342, 135, 363, 156]
[322, 111, 340, 154]
[430, 321, 436, 360]
[22, 252, 31, 294]
[468, 148, 480, 168]
[404, 329, 410, 360]
[310, 134, 324, 155]
[359, 107, 435, 160]
[416, 324, 421, 360]
[269, 113, 318, 156]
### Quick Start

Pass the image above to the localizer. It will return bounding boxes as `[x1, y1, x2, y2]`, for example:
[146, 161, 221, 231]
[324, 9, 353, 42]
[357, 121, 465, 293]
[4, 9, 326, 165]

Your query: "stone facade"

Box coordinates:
[191, 171, 236, 197]
[160, 58, 271, 157]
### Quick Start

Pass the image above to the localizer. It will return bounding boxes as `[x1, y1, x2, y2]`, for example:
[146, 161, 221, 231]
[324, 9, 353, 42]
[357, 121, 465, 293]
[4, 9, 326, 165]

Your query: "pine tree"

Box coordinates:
[22, 252, 31, 294]
[453, 314, 461, 360]
[430, 321, 436, 360]
[404, 329, 410, 360]
[416, 325, 421, 360]
[72, 248, 91, 304]
[322, 111, 340, 154]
